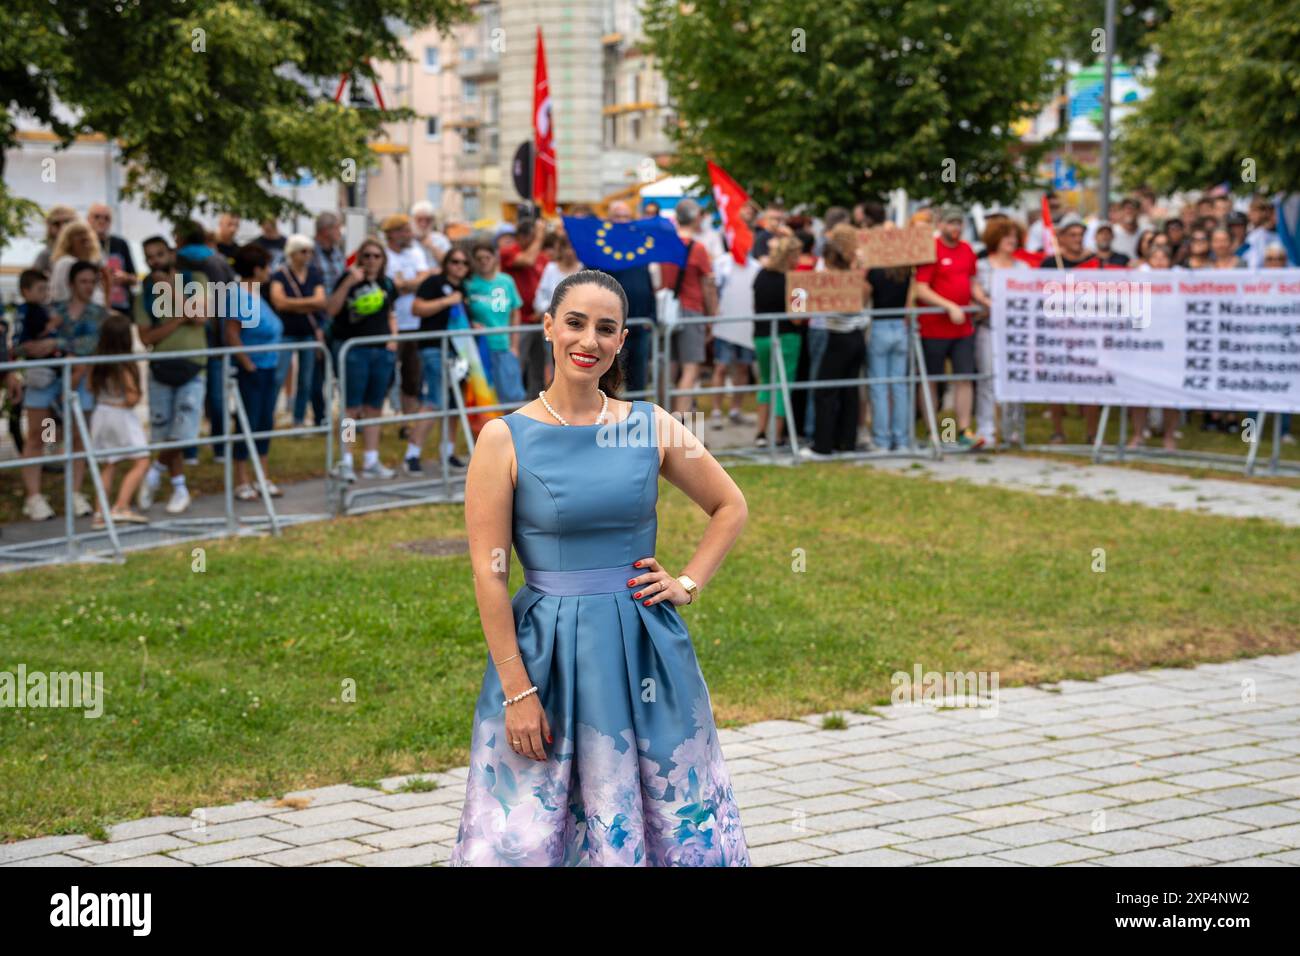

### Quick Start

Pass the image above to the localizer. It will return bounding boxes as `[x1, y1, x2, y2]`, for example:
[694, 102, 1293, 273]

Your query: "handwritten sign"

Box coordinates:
[857, 224, 936, 268]
[786, 270, 864, 314]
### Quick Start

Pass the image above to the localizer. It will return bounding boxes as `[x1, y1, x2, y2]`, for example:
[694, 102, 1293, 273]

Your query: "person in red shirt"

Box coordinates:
[656, 199, 717, 416]
[500, 217, 550, 397]
[914, 206, 982, 448]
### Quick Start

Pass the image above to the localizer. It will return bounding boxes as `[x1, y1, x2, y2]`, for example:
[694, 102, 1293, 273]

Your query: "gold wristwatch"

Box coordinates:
[677, 574, 700, 605]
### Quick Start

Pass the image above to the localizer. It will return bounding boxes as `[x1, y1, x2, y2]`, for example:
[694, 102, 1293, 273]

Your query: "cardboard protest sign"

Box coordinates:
[856, 224, 936, 268]
[785, 270, 865, 314]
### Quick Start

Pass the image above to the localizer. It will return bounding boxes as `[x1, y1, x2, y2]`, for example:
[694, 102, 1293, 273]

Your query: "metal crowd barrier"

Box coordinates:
[5, 302, 1293, 570]
[658, 304, 989, 466]
[330, 318, 657, 516]
[0, 340, 332, 571]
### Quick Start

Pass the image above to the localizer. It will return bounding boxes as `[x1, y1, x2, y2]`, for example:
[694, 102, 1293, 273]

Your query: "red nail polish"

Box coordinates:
[634, 561, 641, 566]
[627, 579, 634, 586]
[643, 599, 650, 606]
[546, 734, 553, 743]
[634, 592, 641, 598]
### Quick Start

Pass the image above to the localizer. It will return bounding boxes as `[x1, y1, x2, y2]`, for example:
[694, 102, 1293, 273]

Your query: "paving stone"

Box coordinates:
[817, 847, 929, 866]
[100, 854, 194, 867]
[954, 804, 1059, 827]
[1246, 825, 1300, 848]
[1175, 836, 1290, 862]
[174, 816, 287, 844]
[801, 828, 898, 853]
[277, 784, 386, 806]
[1143, 817, 1255, 841]
[349, 844, 449, 866]
[747, 841, 838, 866]
[268, 800, 385, 828]
[169, 836, 296, 865]
[990, 842, 1108, 866]
[1068, 829, 1183, 853]
[356, 824, 459, 850]
[1, 853, 92, 867]
[0, 834, 96, 865]
[1213, 804, 1300, 828]
[261, 819, 386, 847]
[254, 840, 378, 866]
[68, 834, 196, 865]
[902, 835, 1008, 860]
[1096, 848, 1216, 866]
[971, 822, 1078, 846]
[879, 816, 984, 840]
[105, 816, 196, 842]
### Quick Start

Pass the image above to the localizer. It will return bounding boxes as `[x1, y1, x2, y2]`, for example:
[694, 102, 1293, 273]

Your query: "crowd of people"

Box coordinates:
[2, 185, 1295, 525]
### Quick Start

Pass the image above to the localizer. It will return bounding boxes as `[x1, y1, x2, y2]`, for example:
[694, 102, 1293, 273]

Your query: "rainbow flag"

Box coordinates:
[447, 302, 501, 434]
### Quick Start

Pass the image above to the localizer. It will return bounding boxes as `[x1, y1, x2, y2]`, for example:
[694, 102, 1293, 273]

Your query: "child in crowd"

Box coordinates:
[86, 313, 150, 526]
[14, 269, 63, 521]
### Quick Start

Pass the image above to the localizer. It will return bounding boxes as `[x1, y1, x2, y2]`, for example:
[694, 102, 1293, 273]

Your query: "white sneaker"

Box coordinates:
[333, 461, 357, 483]
[72, 492, 93, 517]
[138, 474, 160, 510]
[361, 460, 396, 480]
[164, 485, 192, 515]
[23, 493, 55, 521]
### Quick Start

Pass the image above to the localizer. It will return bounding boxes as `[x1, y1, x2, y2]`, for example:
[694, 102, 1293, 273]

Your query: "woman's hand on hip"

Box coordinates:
[628, 555, 690, 607]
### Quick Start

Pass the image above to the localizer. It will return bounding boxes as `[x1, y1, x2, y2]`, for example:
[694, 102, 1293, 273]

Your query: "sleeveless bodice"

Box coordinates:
[503, 400, 660, 573]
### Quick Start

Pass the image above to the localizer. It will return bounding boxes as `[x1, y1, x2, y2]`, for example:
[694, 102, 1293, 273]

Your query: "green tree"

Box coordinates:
[643, 0, 1066, 208]
[1062, 1, 1170, 69]
[0, 0, 471, 246]
[1117, 0, 1300, 195]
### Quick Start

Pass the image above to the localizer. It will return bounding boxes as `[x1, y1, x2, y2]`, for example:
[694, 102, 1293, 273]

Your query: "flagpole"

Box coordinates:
[1099, 0, 1116, 221]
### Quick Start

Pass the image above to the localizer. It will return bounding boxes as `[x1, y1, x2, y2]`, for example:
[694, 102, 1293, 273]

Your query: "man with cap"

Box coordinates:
[1092, 223, 1131, 268]
[1038, 213, 1098, 270]
[381, 213, 436, 440]
[914, 205, 983, 449]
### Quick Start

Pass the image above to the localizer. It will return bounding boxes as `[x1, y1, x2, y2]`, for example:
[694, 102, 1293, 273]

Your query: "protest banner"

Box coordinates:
[786, 270, 865, 314]
[856, 224, 937, 268]
[990, 269, 1300, 413]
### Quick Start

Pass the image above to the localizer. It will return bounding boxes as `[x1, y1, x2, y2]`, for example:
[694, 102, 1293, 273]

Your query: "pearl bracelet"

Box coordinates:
[503, 685, 539, 708]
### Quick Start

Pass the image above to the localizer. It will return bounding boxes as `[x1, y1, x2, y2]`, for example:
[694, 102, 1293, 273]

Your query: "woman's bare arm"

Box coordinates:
[652, 404, 748, 591]
[463, 417, 531, 696]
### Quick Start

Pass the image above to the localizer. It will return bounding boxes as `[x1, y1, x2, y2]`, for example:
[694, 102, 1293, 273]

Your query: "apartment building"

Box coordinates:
[367, 0, 674, 226]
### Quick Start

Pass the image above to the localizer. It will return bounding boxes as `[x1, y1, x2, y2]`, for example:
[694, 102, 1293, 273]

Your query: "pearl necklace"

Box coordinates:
[539, 388, 608, 426]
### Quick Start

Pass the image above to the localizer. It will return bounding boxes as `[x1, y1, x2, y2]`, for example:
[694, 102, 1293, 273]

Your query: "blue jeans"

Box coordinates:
[234, 366, 276, 460]
[344, 345, 397, 410]
[803, 328, 829, 438]
[868, 320, 909, 449]
[205, 356, 226, 455]
[622, 322, 653, 397]
[274, 334, 317, 425]
[488, 348, 526, 403]
[419, 346, 448, 408]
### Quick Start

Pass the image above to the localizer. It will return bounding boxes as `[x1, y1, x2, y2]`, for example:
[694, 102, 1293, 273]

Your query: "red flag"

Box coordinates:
[1040, 195, 1057, 257]
[706, 160, 753, 264]
[532, 28, 556, 216]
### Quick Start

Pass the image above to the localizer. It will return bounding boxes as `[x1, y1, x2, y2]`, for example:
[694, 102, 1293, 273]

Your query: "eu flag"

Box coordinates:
[562, 215, 688, 270]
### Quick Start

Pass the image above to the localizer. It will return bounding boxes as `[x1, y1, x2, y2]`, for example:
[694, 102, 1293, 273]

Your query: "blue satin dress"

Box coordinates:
[448, 400, 750, 866]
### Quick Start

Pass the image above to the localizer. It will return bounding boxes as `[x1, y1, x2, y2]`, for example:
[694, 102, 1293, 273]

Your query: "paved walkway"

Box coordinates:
[4, 652, 1299, 867]
[860, 453, 1300, 526]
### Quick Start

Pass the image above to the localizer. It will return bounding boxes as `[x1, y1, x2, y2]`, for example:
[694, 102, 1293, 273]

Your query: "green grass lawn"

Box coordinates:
[2, 452, 1298, 841]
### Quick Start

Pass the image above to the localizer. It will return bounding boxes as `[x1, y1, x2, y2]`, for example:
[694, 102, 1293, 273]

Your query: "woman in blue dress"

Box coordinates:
[450, 269, 751, 867]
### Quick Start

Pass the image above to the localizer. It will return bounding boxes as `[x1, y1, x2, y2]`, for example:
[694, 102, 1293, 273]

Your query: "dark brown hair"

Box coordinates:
[546, 269, 629, 398]
[90, 312, 140, 398]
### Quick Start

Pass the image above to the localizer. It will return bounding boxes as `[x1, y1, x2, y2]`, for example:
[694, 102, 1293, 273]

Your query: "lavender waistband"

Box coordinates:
[523, 563, 639, 596]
